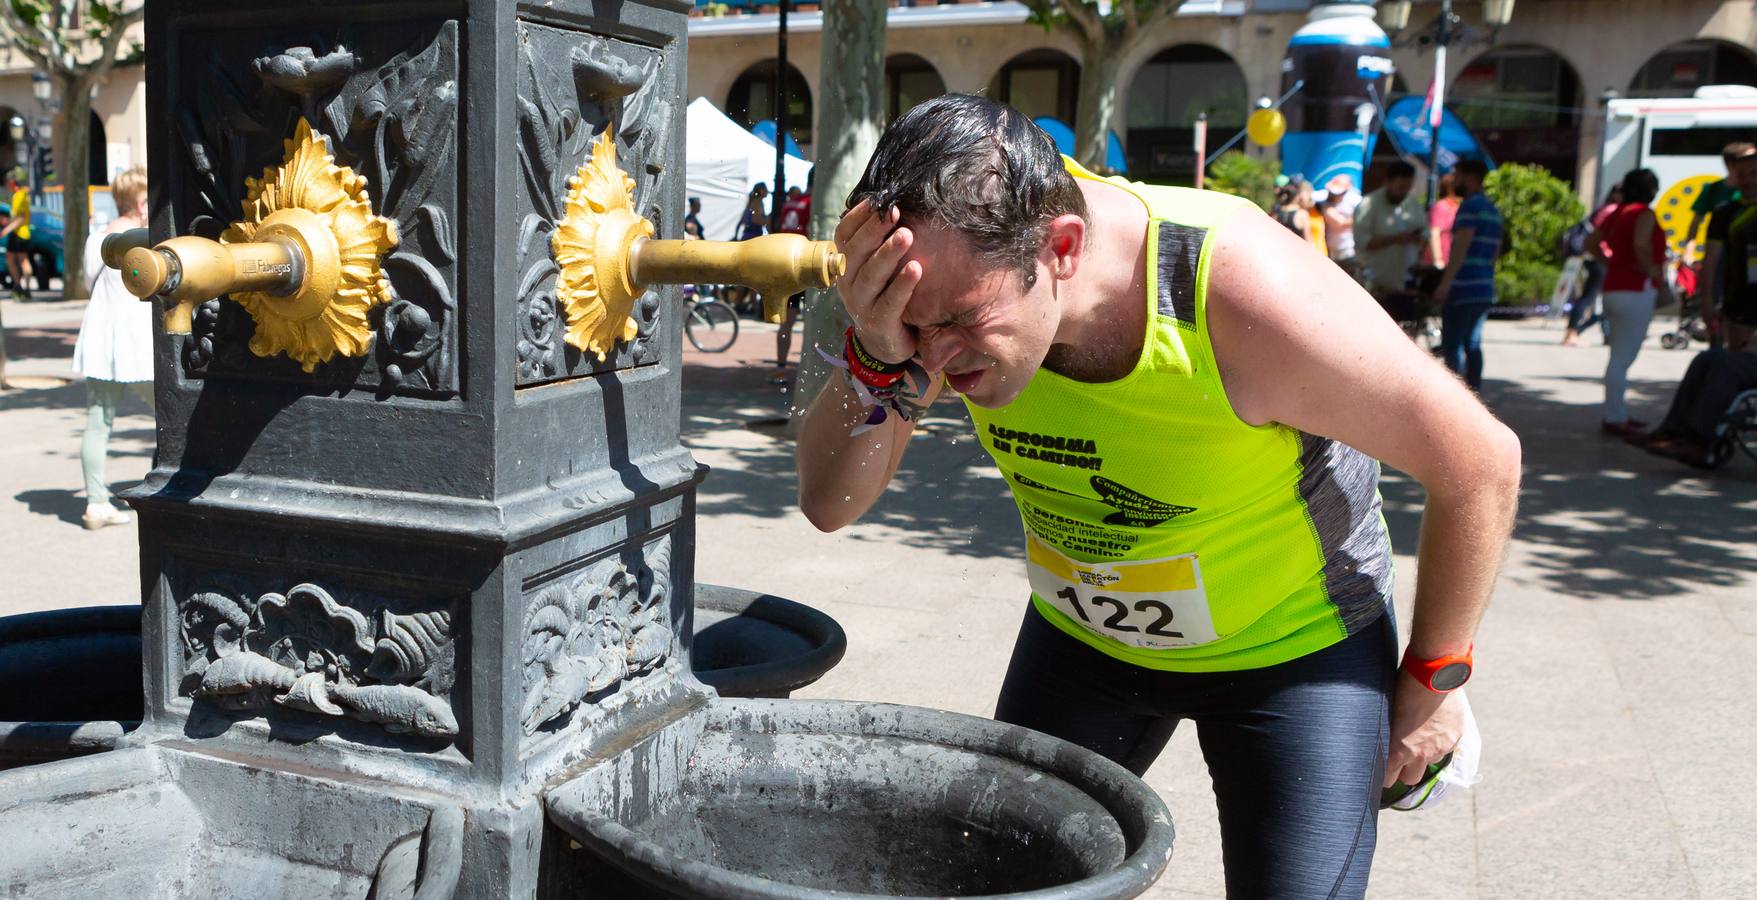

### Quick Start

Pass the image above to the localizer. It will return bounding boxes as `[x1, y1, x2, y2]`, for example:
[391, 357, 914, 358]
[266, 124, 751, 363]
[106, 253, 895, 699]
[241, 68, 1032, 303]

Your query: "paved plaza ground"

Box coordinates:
[2, 295, 1753, 898]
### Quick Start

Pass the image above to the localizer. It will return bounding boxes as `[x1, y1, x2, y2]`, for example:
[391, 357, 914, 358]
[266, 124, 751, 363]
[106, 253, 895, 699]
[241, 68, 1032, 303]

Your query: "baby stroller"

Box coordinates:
[1660, 262, 1712, 350]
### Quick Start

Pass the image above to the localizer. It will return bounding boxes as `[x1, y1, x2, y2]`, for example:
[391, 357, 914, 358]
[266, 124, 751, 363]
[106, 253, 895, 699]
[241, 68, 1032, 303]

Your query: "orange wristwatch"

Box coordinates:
[1401, 645, 1473, 693]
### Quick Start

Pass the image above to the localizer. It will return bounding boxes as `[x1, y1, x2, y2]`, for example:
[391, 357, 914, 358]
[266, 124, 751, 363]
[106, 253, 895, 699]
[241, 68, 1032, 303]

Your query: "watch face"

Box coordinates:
[1432, 661, 1471, 692]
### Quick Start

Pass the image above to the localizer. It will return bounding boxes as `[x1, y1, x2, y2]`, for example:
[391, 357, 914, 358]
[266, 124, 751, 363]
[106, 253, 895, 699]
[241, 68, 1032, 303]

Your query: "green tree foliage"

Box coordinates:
[1020, 1, 1183, 172]
[1204, 152, 1279, 211]
[1482, 163, 1584, 304]
[0, 0, 145, 301]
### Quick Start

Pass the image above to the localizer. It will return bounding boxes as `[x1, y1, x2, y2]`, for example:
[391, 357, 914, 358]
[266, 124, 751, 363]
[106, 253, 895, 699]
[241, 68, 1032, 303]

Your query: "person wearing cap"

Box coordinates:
[1321, 174, 1361, 279]
[1682, 142, 1755, 265]
[1700, 142, 1757, 339]
[797, 95, 1520, 897]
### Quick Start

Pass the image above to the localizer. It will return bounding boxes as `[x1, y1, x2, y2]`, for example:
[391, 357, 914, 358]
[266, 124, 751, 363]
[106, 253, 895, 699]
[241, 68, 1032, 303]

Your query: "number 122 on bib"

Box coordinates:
[1026, 534, 1220, 650]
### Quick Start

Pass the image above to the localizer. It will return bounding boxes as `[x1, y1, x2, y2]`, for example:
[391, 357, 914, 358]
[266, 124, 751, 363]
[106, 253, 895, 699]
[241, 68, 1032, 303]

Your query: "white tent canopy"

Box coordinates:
[685, 96, 813, 242]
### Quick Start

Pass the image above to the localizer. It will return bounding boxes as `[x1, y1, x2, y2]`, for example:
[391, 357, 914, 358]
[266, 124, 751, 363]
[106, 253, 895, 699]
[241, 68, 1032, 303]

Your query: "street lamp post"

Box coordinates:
[1426, 0, 1455, 207]
[1377, 0, 1517, 206]
[28, 71, 52, 198]
[772, 0, 789, 235]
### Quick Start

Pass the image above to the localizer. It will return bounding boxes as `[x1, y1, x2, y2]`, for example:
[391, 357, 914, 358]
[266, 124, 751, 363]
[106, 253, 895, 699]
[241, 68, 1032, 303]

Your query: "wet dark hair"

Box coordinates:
[1620, 167, 1659, 205]
[1387, 161, 1416, 180]
[849, 93, 1088, 288]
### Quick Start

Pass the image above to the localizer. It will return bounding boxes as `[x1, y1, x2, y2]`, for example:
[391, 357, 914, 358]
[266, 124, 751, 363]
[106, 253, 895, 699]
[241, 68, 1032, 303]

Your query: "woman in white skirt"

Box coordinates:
[71, 166, 153, 529]
[1589, 168, 1670, 437]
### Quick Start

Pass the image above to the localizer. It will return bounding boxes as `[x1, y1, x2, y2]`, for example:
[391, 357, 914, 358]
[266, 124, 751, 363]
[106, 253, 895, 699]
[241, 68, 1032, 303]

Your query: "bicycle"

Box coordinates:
[684, 284, 739, 353]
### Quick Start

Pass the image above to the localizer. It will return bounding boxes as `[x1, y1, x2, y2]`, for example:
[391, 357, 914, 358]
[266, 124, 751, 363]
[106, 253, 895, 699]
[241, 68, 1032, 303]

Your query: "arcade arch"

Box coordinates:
[1628, 38, 1757, 98]
[1125, 43, 1247, 182]
[1450, 44, 1583, 181]
[885, 54, 946, 124]
[726, 59, 813, 154]
[988, 48, 1079, 125]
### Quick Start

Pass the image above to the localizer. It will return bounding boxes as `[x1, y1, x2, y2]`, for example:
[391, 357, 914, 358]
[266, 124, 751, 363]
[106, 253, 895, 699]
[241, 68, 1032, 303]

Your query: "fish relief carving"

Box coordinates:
[520, 538, 675, 735]
[181, 581, 459, 741]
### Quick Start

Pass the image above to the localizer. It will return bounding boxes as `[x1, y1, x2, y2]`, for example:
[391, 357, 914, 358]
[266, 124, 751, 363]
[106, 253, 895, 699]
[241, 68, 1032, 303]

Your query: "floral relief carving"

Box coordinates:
[514, 25, 665, 383]
[520, 538, 674, 735]
[181, 581, 459, 741]
[173, 22, 458, 393]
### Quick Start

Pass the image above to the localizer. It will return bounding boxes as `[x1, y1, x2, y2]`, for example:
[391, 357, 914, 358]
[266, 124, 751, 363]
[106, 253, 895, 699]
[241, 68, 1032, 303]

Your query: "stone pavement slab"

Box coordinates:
[1, 299, 152, 615]
[2, 309, 1753, 898]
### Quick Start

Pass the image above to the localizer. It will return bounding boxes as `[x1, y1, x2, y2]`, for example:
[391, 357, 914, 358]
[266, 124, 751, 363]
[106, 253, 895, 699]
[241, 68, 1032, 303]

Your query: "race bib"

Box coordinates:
[1026, 533, 1220, 650]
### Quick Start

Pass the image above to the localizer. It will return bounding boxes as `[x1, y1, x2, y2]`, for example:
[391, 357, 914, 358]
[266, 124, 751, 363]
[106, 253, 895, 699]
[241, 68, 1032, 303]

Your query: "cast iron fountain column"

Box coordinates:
[0, 3, 1174, 897]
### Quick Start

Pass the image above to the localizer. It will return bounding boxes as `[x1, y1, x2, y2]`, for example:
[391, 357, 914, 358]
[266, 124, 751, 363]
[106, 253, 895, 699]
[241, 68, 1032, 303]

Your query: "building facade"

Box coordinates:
[0, 2, 1749, 204]
[688, 0, 1757, 200]
[0, 42, 146, 189]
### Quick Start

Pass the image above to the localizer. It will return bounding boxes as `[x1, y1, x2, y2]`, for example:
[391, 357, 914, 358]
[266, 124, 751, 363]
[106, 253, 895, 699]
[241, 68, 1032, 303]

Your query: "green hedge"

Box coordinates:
[1205, 151, 1279, 211]
[1481, 163, 1584, 305]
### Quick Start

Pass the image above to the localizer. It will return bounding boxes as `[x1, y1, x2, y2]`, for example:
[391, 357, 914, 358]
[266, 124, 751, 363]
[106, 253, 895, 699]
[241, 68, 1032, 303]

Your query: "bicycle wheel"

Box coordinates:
[686, 300, 739, 353]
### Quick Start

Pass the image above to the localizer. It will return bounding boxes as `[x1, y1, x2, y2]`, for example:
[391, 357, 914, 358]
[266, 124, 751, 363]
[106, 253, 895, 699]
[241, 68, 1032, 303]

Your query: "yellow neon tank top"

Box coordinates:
[962, 159, 1392, 672]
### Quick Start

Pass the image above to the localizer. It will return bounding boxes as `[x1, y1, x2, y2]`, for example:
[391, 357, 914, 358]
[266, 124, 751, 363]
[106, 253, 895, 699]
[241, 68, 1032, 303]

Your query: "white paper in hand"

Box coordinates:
[1391, 689, 1482, 811]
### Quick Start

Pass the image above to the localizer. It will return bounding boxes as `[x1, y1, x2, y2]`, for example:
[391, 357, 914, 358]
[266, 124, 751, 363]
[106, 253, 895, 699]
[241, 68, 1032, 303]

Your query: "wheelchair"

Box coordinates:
[1708, 388, 1757, 468]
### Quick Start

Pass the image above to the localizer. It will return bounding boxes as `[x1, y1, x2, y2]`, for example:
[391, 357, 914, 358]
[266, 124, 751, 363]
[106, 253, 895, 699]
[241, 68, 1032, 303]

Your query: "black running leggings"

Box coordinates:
[994, 606, 1398, 900]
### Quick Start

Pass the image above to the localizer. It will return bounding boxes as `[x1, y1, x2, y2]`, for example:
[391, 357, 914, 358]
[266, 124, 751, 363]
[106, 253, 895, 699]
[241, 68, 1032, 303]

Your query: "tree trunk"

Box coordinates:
[56, 73, 93, 301]
[1073, 34, 1121, 173]
[786, 0, 887, 433]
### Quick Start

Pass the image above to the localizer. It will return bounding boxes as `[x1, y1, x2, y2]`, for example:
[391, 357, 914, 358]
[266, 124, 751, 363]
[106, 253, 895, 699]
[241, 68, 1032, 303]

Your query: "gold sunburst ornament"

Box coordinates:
[220, 118, 399, 372]
[553, 128, 654, 362]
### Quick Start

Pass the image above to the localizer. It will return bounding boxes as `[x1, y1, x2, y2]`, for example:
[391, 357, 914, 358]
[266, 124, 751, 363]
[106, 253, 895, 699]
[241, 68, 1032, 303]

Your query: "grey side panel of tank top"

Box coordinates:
[1155, 222, 1205, 325]
[1296, 432, 1395, 634]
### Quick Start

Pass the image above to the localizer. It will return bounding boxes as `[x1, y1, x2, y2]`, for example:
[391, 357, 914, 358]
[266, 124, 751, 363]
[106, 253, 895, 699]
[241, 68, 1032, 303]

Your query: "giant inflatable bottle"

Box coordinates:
[1280, 0, 1396, 191]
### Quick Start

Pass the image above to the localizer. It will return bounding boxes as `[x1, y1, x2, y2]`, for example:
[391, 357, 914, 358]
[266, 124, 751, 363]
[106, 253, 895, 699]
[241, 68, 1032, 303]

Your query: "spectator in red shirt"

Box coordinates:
[1590, 168, 1671, 436]
[777, 186, 811, 236]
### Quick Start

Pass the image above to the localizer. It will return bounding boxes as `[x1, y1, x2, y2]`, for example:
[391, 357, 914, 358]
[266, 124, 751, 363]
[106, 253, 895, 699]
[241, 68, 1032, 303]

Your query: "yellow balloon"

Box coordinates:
[1247, 108, 1286, 146]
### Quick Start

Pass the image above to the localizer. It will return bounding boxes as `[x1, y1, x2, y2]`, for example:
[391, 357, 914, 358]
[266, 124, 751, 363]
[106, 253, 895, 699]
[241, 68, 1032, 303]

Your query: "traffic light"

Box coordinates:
[31, 144, 50, 191]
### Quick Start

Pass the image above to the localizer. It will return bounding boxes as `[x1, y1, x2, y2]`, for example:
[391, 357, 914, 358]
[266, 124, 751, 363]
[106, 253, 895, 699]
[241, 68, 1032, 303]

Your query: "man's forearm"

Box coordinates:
[1405, 431, 1521, 659]
[795, 374, 914, 532]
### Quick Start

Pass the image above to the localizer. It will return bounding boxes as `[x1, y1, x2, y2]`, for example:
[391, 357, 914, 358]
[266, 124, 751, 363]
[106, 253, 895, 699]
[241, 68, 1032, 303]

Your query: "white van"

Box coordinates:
[1599, 85, 1757, 261]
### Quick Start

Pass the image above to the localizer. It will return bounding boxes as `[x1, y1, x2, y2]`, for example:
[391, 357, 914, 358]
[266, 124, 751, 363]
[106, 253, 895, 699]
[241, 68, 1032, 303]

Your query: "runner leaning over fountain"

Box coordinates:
[795, 94, 1521, 898]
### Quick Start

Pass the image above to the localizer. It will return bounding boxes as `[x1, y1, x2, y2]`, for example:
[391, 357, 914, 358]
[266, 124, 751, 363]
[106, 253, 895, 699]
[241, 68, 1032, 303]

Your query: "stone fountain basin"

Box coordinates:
[0, 605, 143, 768]
[692, 584, 847, 699]
[0, 746, 455, 897]
[545, 698, 1175, 899]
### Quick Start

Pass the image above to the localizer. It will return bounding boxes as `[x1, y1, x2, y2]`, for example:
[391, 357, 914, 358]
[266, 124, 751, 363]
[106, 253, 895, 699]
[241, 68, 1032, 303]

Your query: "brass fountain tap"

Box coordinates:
[103, 121, 841, 371]
[100, 119, 399, 372]
[551, 128, 844, 362]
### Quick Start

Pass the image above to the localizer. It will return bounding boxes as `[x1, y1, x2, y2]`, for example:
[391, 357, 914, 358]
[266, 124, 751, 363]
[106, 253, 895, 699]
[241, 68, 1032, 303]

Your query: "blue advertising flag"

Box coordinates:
[1379, 96, 1494, 175]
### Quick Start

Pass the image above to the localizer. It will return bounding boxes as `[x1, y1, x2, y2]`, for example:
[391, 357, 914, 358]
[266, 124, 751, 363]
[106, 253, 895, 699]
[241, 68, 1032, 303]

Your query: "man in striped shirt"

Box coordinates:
[1434, 159, 1502, 390]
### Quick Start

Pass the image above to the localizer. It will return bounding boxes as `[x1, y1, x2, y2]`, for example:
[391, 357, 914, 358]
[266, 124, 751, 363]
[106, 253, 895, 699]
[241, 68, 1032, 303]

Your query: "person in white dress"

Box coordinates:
[71, 166, 154, 530]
